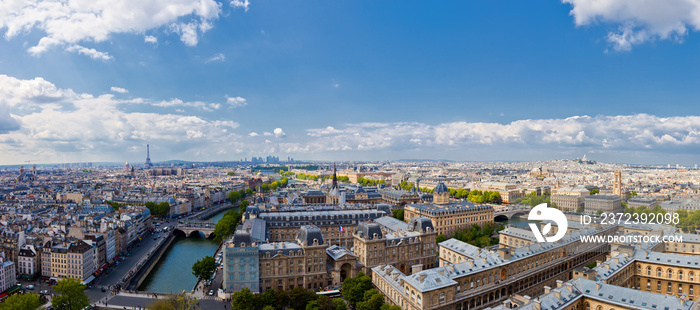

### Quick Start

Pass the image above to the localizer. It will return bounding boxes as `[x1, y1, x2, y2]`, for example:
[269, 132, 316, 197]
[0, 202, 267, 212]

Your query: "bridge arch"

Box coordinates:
[173, 229, 187, 238]
[494, 214, 509, 222]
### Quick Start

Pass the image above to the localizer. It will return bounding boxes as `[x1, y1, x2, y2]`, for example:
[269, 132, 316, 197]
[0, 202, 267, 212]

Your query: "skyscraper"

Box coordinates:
[145, 144, 153, 167]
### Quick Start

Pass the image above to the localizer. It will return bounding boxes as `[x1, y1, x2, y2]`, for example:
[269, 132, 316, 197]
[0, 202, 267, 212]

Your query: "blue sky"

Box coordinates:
[2, 0, 700, 165]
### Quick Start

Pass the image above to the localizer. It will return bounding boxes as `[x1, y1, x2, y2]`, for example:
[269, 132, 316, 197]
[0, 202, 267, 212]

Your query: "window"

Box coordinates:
[439, 292, 445, 304]
[657, 281, 661, 291]
[669, 282, 672, 292]
[680, 271, 684, 280]
[647, 267, 651, 276]
[668, 269, 673, 279]
[691, 285, 694, 295]
[647, 280, 651, 290]
[679, 284, 683, 294]
[657, 268, 662, 277]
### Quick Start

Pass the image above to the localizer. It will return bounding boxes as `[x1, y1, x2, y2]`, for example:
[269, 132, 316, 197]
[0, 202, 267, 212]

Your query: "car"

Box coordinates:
[207, 289, 214, 296]
[101, 287, 106, 292]
[26, 285, 34, 290]
[40, 290, 49, 295]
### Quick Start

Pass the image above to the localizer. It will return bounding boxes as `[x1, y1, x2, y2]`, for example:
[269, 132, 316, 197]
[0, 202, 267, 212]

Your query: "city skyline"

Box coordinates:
[4, 1, 700, 164]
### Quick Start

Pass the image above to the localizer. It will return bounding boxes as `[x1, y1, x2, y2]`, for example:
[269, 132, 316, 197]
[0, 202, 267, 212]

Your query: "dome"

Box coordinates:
[355, 186, 366, 193]
[433, 182, 449, 194]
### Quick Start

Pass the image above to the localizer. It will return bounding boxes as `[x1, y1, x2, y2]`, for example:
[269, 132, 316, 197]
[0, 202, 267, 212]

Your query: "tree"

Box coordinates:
[596, 209, 603, 215]
[52, 278, 90, 310]
[148, 293, 200, 310]
[357, 290, 384, 310]
[146, 201, 171, 217]
[435, 234, 447, 243]
[274, 289, 291, 310]
[590, 189, 599, 195]
[379, 305, 401, 310]
[229, 190, 242, 203]
[192, 255, 217, 281]
[0, 293, 43, 310]
[213, 209, 243, 243]
[240, 200, 251, 209]
[316, 295, 334, 310]
[231, 288, 257, 310]
[333, 299, 348, 310]
[391, 209, 404, 221]
[306, 301, 321, 310]
[289, 287, 317, 310]
[227, 171, 236, 176]
[342, 272, 373, 309]
[576, 207, 584, 213]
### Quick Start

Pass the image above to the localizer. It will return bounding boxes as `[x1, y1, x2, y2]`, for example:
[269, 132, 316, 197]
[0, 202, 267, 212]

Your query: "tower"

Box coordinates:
[613, 170, 622, 196]
[332, 163, 338, 190]
[145, 144, 153, 167]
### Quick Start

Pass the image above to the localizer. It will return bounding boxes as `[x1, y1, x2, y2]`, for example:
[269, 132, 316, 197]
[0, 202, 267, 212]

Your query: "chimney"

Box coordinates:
[554, 289, 561, 300]
[498, 248, 511, 260]
[412, 264, 423, 274]
[543, 286, 551, 294]
[556, 280, 563, 288]
[419, 274, 426, 282]
[596, 281, 601, 291]
[613, 257, 619, 264]
[566, 282, 574, 292]
[681, 293, 687, 306]
[533, 299, 541, 310]
[503, 300, 512, 308]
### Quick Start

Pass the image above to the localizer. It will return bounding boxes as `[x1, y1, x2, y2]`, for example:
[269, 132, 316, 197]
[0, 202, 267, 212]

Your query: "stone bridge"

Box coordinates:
[493, 207, 530, 221]
[174, 221, 216, 238]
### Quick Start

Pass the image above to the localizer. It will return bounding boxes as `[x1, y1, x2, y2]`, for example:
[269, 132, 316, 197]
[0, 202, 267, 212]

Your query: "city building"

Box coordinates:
[550, 187, 589, 212]
[50, 240, 96, 283]
[403, 198, 494, 237]
[17, 245, 37, 277]
[353, 216, 438, 275]
[584, 194, 622, 215]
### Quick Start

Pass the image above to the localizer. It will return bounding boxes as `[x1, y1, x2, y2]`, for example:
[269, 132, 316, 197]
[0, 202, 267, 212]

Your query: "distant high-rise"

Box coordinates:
[613, 170, 622, 196]
[145, 144, 153, 167]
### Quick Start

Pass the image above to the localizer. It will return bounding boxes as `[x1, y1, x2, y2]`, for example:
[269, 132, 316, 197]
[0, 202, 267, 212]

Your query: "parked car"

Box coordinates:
[26, 285, 34, 290]
[40, 290, 49, 295]
[207, 289, 214, 296]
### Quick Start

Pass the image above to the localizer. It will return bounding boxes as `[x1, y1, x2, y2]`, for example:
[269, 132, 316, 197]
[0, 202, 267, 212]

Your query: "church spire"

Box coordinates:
[332, 162, 338, 189]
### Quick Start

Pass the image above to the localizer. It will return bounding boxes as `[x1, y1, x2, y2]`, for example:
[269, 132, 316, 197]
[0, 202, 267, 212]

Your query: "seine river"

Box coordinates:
[138, 208, 235, 293]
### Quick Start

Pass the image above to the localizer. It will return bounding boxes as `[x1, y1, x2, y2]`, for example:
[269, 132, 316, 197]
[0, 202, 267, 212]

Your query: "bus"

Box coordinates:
[316, 289, 342, 298]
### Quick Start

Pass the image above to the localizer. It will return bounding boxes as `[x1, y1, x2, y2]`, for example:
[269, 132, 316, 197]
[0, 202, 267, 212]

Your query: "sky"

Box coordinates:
[2, 0, 700, 165]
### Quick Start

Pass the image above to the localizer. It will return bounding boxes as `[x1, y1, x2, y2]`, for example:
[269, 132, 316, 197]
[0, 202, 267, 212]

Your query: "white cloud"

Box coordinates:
[249, 132, 259, 137]
[274, 128, 285, 138]
[226, 96, 247, 108]
[0, 0, 221, 58]
[144, 35, 158, 44]
[231, 0, 251, 12]
[206, 53, 226, 63]
[562, 0, 699, 51]
[304, 115, 700, 153]
[66, 45, 113, 61]
[151, 98, 221, 111]
[111, 87, 128, 94]
[332, 83, 340, 88]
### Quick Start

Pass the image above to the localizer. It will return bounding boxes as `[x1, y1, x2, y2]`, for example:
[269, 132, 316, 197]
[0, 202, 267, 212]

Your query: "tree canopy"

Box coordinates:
[145, 201, 171, 217]
[147, 293, 199, 310]
[192, 255, 217, 280]
[213, 209, 243, 243]
[0, 293, 43, 310]
[441, 223, 504, 248]
[52, 278, 90, 310]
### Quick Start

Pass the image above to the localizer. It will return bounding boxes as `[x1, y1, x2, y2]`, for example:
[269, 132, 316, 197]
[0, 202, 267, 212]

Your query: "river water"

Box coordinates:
[138, 207, 236, 293]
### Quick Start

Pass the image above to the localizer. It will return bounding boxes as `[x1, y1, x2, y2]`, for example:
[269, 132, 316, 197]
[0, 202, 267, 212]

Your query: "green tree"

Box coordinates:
[342, 272, 373, 310]
[274, 289, 291, 310]
[148, 293, 200, 310]
[435, 234, 447, 243]
[315, 295, 334, 310]
[52, 278, 89, 310]
[227, 171, 236, 176]
[213, 209, 243, 243]
[231, 288, 257, 310]
[0, 293, 43, 310]
[306, 301, 321, 310]
[333, 299, 348, 310]
[289, 287, 317, 310]
[240, 200, 251, 209]
[246, 188, 254, 196]
[379, 305, 401, 310]
[576, 207, 584, 213]
[596, 209, 603, 215]
[228, 190, 242, 203]
[590, 189, 599, 195]
[391, 209, 404, 221]
[192, 255, 217, 280]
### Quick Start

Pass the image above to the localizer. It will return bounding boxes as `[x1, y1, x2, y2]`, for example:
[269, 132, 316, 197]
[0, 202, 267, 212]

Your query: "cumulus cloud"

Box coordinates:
[151, 98, 221, 111]
[249, 132, 259, 137]
[66, 45, 113, 60]
[562, 0, 700, 51]
[0, 0, 221, 58]
[111, 87, 128, 94]
[274, 128, 285, 138]
[231, 0, 251, 12]
[304, 115, 700, 153]
[206, 53, 226, 63]
[144, 35, 158, 44]
[0, 74, 240, 163]
[226, 96, 247, 108]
